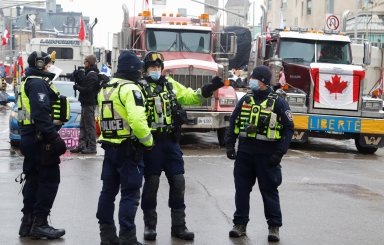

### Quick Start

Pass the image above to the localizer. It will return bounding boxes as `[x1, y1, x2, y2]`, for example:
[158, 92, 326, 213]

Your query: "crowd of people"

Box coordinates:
[17, 50, 293, 245]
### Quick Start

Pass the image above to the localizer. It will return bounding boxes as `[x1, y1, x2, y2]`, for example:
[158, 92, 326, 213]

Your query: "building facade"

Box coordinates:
[264, 0, 384, 45]
[1, 0, 89, 62]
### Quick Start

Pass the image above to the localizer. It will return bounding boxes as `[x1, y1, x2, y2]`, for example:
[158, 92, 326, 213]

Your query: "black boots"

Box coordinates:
[100, 224, 119, 245]
[268, 226, 280, 242]
[19, 213, 33, 237]
[143, 210, 157, 240]
[119, 228, 146, 245]
[229, 224, 247, 237]
[171, 209, 194, 240]
[30, 214, 65, 239]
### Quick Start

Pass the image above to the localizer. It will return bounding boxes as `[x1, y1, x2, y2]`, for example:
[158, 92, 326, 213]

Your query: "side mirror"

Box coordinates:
[7, 95, 16, 103]
[229, 35, 237, 58]
[261, 36, 267, 58]
[363, 41, 372, 65]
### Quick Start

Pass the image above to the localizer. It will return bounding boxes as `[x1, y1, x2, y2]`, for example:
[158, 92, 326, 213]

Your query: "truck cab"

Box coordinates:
[113, 8, 238, 145]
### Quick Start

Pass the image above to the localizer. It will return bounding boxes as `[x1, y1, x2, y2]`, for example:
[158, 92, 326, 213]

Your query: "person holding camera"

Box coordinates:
[17, 51, 67, 239]
[70, 54, 99, 154]
[139, 51, 224, 241]
[225, 65, 294, 242]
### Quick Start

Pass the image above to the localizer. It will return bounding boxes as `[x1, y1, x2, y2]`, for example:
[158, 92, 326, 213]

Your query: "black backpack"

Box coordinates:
[97, 73, 110, 91]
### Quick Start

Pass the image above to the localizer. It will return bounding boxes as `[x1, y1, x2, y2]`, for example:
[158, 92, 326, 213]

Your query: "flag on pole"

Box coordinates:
[18, 54, 24, 76]
[2, 25, 10, 46]
[78, 16, 86, 41]
[144, 0, 149, 10]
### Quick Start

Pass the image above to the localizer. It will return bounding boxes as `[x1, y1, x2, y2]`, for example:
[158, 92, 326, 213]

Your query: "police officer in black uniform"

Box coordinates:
[225, 65, 294, 242]
[18, 51, 67, 239]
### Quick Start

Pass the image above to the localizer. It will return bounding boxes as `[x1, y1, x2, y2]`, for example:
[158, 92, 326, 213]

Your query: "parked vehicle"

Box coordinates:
[112, 6, 238, 145]
[250, 26, 384, 154]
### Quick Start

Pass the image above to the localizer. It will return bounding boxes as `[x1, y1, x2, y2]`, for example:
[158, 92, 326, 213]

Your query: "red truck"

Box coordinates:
[112, 6, 239, 145]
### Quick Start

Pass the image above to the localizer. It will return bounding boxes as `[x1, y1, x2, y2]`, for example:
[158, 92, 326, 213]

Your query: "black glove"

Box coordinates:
[226, 146, 237, 160]
[269, 152, 283, 166]
[201, 76, 224, 98]
[73, 84, 80, 90]
[51, 136, 67, 156]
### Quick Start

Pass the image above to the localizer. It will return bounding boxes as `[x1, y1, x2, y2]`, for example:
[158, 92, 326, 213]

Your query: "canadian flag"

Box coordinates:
[278, 70, 286, 86]
[78, 16, 86, 41]
[2, 25, 10, 46]
[312, 64, 364, 110]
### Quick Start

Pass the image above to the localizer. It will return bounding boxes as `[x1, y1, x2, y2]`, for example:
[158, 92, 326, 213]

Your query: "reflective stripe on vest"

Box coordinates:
[234, 94, 282, 141]
[146, 87, 173, 133]
[17, 76, 68, 126]
[99, 80, 133, 139]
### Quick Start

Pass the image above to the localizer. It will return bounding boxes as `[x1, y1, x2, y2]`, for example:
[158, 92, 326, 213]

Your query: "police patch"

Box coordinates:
[285, 110, 293, 121]
[37, 93, 46, 102]
[133, 90, 144, 106]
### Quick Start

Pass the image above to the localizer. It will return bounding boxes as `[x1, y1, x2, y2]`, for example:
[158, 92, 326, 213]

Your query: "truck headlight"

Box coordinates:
[219, 98, 236, 106]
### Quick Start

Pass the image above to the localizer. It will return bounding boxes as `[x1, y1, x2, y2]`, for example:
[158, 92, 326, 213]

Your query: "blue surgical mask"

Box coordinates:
[149, 71, 161, 81]
[249, 79, 259, 91]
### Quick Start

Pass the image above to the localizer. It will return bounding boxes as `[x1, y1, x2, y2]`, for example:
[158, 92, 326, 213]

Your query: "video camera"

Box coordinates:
[71, 65, 85, 84]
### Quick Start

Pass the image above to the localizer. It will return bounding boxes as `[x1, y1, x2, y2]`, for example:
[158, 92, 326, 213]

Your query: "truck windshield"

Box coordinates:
[279, 39, 315, 64]
[279, 39, 352, 65]
[317, 41, 351, 64]
[146, 29, 211, 53]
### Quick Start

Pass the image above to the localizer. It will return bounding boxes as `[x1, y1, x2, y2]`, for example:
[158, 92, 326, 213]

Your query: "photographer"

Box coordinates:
[70, 54, 99, 154]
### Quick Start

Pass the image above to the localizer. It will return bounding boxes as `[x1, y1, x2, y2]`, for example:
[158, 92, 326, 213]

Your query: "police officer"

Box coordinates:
[96, 51, 153, 245]
[225, 65, 294, 242]
[140, 51, 224, 241]
[18, 51, 67, 239]
[71, 54, 99, 154]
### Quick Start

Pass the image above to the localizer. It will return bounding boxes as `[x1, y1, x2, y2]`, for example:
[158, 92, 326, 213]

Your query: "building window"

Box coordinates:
[47, 47, 74, 59]
[301, 1, 304, 17]
[268, 0, 272, 11]
[307, 0, 312, 15]
[281, 0, 287, 8]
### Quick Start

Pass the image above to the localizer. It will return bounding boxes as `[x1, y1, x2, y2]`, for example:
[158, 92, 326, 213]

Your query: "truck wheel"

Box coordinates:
[217, 127, 227, 147]
[354, 138, 378, 154]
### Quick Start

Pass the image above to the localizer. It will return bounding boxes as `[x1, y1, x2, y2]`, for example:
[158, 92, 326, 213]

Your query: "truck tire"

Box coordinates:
[354, 138, 378, 154]
[217, 127, 227, 147]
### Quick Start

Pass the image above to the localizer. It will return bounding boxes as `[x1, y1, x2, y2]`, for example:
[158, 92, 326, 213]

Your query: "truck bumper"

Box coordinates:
[291, 113, 384, 148]
[181, 111, 231, 130]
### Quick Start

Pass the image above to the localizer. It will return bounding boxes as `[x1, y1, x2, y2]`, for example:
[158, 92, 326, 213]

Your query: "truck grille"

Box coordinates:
[168, 68, 216, 110]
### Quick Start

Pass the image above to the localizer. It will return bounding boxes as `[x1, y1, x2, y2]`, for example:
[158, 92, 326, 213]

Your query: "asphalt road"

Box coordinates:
[0, 105, 384, 245]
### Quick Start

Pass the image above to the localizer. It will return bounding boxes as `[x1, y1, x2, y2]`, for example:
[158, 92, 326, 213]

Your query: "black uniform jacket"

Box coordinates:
[225, 87, 294, 155]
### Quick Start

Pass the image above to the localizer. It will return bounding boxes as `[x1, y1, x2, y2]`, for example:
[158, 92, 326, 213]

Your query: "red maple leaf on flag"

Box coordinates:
[324, 75, 348, 100]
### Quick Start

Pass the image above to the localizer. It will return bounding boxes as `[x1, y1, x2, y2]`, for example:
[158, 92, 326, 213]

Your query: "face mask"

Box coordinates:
[249, 79, 259, 91]
[149, 71, 161, 81]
